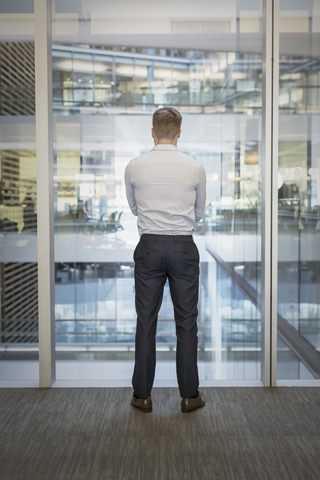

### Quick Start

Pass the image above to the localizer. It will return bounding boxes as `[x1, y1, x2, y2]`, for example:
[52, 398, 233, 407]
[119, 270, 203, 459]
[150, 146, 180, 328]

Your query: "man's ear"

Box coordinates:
[177, 129, 181, 139]
[151, 127, 154, 138]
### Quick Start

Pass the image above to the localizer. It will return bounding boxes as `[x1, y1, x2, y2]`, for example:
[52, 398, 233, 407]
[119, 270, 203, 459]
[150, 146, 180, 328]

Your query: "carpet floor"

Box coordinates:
[1, 387, 320, 480]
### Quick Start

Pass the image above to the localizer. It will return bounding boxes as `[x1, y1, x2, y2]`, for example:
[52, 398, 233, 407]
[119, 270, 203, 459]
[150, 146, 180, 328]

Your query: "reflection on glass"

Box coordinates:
[0, 10, 39, 382]
[277, 0, 320, 380]
[52, 0, 264, 382]
[52, 47, 265, 116]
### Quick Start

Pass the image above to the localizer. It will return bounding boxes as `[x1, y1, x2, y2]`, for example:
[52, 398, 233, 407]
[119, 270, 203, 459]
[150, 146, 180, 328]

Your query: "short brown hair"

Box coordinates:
[152, 107, 182, 140]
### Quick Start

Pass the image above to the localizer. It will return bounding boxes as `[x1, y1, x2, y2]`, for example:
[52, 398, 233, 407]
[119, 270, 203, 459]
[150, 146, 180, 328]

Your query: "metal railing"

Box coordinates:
[206, 244, 320, 379]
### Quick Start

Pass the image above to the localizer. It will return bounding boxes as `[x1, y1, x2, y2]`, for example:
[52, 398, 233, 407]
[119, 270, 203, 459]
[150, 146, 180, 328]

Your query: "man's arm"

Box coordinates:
[195, 163, 206, 221]
[124, 161, 138, 216]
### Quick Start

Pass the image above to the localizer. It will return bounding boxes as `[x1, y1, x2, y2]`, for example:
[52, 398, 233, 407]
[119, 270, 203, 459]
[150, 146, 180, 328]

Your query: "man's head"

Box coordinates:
[152, 107, 182, 144]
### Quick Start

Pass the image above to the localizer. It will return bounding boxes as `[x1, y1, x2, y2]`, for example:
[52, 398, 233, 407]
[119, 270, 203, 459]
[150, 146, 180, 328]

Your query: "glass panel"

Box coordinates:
[153, 61, 173, 106]
[94, 57, 114, 107]
[72, 53, 95, 107]
[173, 63, 189, 105]
[0, 4, 39, 384]
[134, 58, 152, 111]
[53, 0, 263, 383]
[277, 0, 320, 381]
[52, 51, 73, 111]
[115, 58, 134, 109]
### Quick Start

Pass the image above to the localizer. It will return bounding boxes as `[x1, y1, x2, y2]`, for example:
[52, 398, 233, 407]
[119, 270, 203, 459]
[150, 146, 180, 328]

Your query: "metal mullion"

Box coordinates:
[35, 0, 55, 387]
[271, 0, 279, 386]
[260, 0, 280, 387]
[261, 0, 273, 386]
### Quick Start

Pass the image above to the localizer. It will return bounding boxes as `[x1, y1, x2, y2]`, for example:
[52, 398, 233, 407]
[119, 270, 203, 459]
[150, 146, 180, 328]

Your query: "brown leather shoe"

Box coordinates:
[130, 394, 152, 413]
[181, 391, 205, 413]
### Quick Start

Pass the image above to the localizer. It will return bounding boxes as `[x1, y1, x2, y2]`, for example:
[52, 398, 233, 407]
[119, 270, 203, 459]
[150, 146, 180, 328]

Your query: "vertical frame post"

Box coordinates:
[35, 0, 55, 387]
[261, 0, 279, 386]
[261, 0, 273, 386]
[271, 0, 279, 386]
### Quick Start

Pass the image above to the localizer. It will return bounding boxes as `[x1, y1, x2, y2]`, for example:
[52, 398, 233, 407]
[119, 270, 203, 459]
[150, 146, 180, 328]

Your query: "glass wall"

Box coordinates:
[52, 0, 264, 383]
[1, 0, 318, 386]
[0, 3, 39, 384]
[277, 0, 320, 380]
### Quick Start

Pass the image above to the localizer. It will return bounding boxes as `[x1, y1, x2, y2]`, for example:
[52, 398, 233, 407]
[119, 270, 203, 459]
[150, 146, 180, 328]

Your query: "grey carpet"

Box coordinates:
[1, 387, 320, 480]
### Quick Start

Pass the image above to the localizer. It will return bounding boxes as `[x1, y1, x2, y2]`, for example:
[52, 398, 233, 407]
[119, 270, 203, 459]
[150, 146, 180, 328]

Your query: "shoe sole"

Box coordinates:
[181, 405, 205, 413]
[131, 405, 152, 413]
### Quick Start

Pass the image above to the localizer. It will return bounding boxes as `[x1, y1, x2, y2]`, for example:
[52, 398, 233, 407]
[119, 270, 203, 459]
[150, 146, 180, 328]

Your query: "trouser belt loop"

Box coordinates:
[155, 235, 159, 243]
[173, 236, 177, 244]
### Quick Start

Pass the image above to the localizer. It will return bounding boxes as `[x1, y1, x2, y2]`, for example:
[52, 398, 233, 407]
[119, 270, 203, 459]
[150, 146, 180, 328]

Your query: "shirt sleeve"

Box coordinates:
[125, 161, 138, 216]
[195, 163, 206, 221]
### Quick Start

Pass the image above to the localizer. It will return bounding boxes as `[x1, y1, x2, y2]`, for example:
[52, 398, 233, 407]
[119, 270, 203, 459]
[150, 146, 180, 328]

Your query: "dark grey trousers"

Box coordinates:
[132, 234, 200, 399]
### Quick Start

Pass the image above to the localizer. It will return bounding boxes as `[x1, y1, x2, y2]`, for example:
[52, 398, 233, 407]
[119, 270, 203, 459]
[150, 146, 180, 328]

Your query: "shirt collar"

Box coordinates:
[152, 144, 178, 151]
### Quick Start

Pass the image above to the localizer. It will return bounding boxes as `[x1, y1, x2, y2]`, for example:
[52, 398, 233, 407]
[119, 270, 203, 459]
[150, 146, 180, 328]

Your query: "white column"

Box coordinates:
[261, 0, 279, 386]
[34, 0, 55, 387]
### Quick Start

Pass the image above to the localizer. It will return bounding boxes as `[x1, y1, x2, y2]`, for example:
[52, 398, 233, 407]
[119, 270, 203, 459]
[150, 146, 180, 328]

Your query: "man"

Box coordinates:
[125, 107, 206, 413]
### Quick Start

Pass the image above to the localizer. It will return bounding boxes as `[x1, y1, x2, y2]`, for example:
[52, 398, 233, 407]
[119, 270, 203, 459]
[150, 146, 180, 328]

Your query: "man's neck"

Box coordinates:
[154, 139, 178, 147]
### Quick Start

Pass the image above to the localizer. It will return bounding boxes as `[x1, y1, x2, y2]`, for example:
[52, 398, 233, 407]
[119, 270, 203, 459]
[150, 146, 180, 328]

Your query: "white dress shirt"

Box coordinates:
[125, 144, 206, 236]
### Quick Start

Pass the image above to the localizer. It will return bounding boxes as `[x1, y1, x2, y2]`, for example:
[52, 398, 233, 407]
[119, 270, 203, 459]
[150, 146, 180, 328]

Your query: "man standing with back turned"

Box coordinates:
[125, 107, 206, 413]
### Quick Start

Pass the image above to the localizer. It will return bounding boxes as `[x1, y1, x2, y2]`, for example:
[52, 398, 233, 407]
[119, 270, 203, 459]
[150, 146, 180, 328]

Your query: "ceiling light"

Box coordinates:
[231, 72, 247, 80]
[56, 60, 106, 73]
